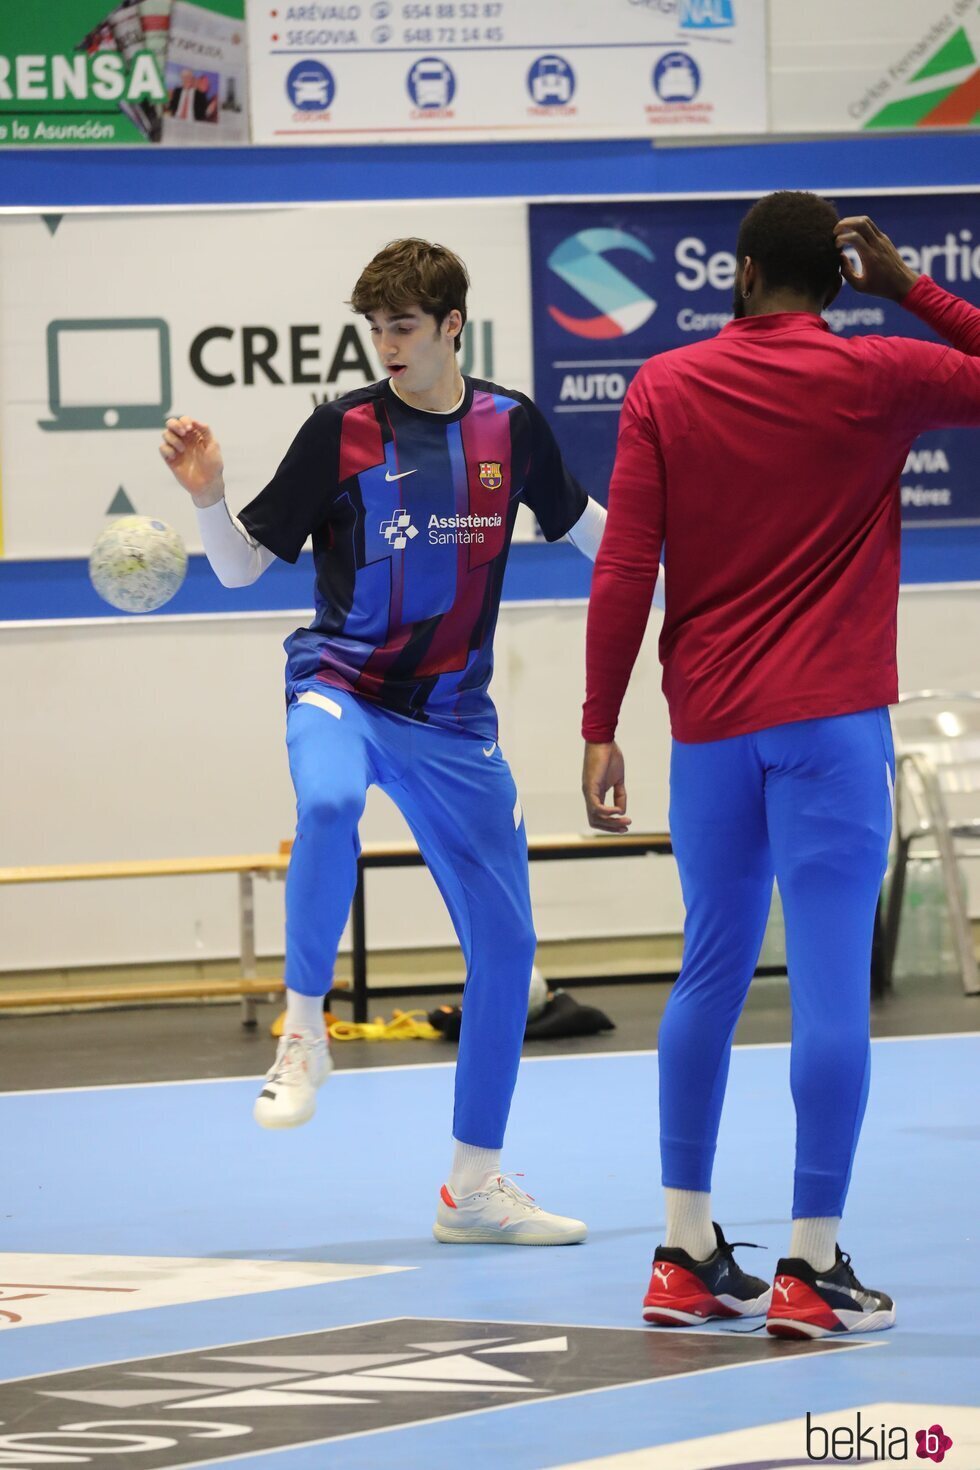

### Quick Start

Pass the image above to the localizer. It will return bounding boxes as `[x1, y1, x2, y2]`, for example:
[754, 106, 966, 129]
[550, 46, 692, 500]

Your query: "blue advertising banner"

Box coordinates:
[530, 192, 980, 559]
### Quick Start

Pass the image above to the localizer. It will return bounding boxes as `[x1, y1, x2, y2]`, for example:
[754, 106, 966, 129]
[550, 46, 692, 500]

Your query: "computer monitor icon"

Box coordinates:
[40, 318, 172, 432]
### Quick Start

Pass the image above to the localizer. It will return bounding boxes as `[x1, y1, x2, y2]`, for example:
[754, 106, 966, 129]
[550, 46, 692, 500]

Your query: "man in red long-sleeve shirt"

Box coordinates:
[582, 193, 980, 1339]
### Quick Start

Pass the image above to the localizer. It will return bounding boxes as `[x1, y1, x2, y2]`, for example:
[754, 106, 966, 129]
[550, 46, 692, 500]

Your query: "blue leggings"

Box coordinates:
[283, 686, 536, 1149]
[662, 709, 895, 1219]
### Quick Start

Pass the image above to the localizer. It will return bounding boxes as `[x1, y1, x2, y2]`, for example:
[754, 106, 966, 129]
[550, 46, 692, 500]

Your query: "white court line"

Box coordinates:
[164, 1334, 886, 1470]
[1, 1032, 976, 1100]
[0, 1312, 880, 1470]
[0, 1311, 879, 1390]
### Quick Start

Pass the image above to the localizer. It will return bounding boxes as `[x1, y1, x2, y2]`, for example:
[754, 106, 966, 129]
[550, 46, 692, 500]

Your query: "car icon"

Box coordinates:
[293, 71, 329, 106]
[414, 60, 450, 108]
[531, 59, 572, 104]
[658, 55, 697, 101]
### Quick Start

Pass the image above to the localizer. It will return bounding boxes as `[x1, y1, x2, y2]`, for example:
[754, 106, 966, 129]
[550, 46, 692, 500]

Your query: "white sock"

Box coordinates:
[664, 1188, 716, 1261]
[449, 1141, 501, 1196]
[789, 1218, 839, 1273]
[285, 989, 326, 1035]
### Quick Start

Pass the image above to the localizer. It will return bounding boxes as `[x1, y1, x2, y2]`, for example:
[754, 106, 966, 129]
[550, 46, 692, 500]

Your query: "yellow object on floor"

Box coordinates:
[269, 1008, 439, 1041]
[329, 1009, 441, 1042]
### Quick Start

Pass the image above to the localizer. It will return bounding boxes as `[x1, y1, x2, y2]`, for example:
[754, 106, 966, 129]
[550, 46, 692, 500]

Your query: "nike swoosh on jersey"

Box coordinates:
[482, 743, 497, 757]
[385, 469, 417, 482]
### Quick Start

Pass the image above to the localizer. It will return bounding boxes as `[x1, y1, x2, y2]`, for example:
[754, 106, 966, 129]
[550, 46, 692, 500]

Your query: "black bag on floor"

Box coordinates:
[428, 990, 614, 1043]
[523, 990, 615, 1040]
[428, 1004, 463, 1041]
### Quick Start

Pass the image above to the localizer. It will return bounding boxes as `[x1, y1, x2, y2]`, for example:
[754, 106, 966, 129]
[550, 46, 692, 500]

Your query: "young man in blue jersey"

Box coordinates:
[160, 238, 606, 1245]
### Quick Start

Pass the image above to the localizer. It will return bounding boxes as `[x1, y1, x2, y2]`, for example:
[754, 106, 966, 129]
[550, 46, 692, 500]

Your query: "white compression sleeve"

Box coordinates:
[653, 558, 665, 611]
[564, 495, 665, 609]
[564, 496, 605, 561]
[195, 498, 277, 588]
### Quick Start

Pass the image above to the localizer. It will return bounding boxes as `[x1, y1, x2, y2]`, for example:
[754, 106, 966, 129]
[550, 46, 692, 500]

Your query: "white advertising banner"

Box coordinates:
[247, 0, 768, 145]
[0, 202, 531, 558]
[770, 0, 980, 133]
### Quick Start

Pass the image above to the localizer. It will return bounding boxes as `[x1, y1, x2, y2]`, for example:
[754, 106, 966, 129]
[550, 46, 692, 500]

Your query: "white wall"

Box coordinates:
[1, 584, 976, 973]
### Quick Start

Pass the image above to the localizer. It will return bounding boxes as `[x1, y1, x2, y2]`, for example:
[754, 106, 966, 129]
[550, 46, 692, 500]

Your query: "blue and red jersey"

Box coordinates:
[241, 377, 586, 739]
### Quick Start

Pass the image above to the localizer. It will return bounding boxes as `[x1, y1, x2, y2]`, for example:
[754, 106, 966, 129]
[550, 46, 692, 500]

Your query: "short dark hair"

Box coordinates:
[350, 238, 469, 353]
[736, 191, 841, 302]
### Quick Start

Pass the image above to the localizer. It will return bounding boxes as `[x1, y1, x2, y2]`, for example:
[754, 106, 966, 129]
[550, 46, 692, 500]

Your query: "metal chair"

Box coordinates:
[884, 691, 980, 996]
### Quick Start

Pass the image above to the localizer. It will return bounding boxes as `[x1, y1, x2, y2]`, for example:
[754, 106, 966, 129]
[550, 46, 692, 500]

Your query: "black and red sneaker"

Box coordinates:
[766, 1247, 896, 1339]
[643, 1223, 772, 1326]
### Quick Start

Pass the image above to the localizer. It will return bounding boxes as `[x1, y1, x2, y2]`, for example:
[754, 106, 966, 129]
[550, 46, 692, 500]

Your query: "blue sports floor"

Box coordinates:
[2, 1035, 978, 1468]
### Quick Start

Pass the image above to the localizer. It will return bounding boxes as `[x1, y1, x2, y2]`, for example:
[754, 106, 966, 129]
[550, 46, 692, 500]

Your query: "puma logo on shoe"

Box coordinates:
[775, 1278, 794, 1302]
[652, 1266, 674, 1286]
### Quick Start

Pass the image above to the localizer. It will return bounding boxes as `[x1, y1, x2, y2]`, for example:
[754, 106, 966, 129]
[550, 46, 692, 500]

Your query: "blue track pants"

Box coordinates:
[661, 709, 895, 1219]
[283, 686, 536, 1149]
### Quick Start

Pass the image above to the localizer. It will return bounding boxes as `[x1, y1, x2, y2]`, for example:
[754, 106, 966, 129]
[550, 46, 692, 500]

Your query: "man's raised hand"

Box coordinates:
[159, 416, 225, 506]
[835, 216, 919, 303]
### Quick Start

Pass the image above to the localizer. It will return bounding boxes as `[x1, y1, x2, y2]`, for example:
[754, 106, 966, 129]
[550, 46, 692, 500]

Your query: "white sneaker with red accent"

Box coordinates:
[432, 1174, 587, 1246]
[253, 1028, 332, 1129]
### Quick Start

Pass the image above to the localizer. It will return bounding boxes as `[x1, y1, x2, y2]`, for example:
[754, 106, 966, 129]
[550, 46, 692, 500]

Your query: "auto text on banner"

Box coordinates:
[770, 0, 980, 135]
[246, 0, 767, 146]
[0, 202, 531, 559]
[529, 193, 980, 541]
[0, 0, 248, 147]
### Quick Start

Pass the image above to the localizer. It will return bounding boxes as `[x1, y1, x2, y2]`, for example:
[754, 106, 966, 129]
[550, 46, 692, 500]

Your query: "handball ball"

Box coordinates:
[527, 965, 549, 1021]
[89, 516, 187, 613]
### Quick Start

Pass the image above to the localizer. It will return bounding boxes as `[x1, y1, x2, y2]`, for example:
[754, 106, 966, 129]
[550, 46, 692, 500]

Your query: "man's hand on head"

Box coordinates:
[835, 216, 919, 303]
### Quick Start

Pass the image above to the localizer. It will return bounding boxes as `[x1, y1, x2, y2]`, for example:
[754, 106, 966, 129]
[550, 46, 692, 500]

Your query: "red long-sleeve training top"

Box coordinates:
[583, 277, 980, 745]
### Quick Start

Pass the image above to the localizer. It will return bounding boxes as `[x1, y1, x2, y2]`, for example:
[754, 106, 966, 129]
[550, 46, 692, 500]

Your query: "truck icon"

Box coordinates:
[530, 55, 573, 105]
[410, 57, 454, 109]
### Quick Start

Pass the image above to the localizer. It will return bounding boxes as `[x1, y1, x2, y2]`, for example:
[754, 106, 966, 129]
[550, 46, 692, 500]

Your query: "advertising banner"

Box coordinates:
[770, 0, 980, 133]
[530, 192, 980, 530]
[0, 0, 248, 147]
[247, 0, 767, 146]
[0, 202, 530, 558]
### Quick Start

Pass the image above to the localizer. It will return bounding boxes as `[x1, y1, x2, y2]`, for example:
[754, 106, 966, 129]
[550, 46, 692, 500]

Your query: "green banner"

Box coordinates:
[0, 0, 247, 146]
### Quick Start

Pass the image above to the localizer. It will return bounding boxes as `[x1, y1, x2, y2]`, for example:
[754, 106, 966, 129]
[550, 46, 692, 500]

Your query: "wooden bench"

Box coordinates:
[0, 855, 289, 1024]
[0, 832, 673, 1025]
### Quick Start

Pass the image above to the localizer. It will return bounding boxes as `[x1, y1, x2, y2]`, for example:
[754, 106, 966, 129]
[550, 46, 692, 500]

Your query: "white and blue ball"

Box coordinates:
[89, 516, 187, 614]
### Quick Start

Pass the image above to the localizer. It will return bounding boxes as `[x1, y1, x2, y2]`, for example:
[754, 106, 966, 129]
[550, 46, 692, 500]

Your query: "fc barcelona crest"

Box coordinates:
[479, 461, 503, 491]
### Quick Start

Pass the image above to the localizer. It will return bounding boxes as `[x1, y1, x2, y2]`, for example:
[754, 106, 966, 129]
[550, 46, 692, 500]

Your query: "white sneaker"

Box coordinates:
[433, 1174, 587, 1246]
[253, 1028, 332, 1129]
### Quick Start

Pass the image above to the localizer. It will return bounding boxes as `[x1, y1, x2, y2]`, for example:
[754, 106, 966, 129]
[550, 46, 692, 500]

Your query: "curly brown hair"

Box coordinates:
[350, 238, 469, 353]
